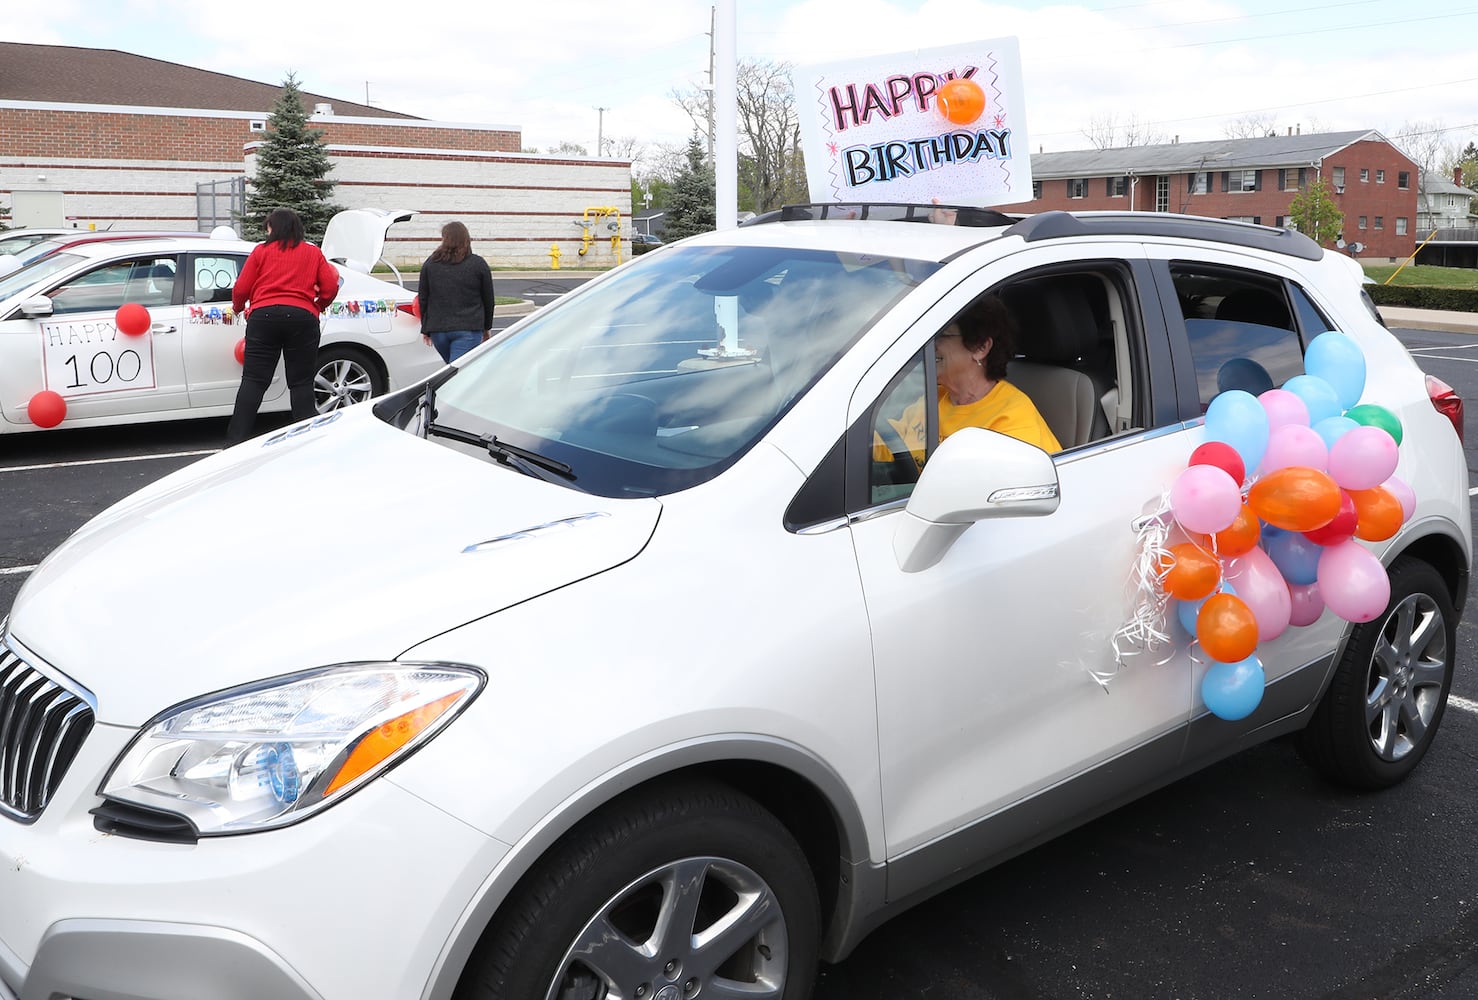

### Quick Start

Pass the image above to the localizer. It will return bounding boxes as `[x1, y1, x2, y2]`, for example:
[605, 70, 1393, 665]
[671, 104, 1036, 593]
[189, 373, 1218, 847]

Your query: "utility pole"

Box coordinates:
[705, 5, 716, 166]
[595, 106, 609, 157]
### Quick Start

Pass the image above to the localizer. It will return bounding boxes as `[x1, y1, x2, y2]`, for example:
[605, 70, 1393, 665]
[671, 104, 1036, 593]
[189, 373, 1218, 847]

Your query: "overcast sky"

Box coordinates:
[12, 0, 1478, 167]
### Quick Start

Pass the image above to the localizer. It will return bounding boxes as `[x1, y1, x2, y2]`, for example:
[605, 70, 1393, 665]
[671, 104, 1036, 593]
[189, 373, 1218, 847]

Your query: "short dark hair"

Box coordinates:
[955, 295, 1016, 381]
[263, 207, 306, 248]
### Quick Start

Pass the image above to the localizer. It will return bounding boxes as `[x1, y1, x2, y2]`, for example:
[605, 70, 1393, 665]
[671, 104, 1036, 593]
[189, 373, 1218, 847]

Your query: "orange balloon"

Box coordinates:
[1197, 593, 1259, 663]
[937, 78, 986, 125]
[1247, 467, 1342, 532]
[1349, 486, 1403, 541]
[1159, 542, 1222, 601]
[1210, 503, 1261, 557]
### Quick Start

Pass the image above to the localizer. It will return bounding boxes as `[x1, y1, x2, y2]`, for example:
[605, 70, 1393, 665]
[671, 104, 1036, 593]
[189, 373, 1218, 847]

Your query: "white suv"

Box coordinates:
[0, 206, 1468, 1000]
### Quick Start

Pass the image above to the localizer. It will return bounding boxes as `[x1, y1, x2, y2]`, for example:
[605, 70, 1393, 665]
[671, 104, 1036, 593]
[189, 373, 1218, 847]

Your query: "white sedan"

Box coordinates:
[0, 210, 443, 433]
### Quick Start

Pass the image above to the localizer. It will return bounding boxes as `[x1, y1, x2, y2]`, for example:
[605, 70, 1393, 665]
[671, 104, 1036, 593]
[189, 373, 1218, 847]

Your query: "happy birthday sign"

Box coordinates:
[794, 38, 1032, 207]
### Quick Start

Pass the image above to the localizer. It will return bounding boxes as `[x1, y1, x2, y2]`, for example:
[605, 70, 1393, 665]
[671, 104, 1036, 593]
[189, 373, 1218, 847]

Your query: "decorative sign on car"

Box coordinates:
[793, 37, 1032, 207]
[39, 310, 156, 398]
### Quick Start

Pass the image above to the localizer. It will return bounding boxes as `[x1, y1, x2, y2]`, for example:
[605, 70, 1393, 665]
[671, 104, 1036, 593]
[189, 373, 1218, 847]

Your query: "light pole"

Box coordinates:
[595, 106, 609, 157]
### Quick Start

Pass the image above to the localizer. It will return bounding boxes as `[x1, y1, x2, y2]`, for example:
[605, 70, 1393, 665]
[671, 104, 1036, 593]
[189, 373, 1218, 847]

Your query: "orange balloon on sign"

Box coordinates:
[1247, 466, 1342, 532]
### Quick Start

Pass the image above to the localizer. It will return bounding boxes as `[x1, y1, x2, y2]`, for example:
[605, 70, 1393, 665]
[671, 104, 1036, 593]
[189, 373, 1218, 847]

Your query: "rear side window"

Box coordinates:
[1171, 265, 1304, 408]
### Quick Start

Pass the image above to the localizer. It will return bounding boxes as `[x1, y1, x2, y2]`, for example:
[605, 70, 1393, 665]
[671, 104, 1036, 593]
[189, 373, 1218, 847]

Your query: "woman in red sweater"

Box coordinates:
[227, 207, 342, 444]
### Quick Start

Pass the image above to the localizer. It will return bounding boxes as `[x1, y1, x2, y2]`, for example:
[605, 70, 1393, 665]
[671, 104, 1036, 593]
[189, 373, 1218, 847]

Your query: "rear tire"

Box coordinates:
[1297, 556, 1455, 789]
[314, 346, 385, 412]
[457, 779, 820, 1000]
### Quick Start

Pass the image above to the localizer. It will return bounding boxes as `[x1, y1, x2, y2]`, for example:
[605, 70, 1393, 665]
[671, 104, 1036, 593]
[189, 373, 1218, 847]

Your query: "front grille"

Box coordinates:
[0, 646, 94, 821]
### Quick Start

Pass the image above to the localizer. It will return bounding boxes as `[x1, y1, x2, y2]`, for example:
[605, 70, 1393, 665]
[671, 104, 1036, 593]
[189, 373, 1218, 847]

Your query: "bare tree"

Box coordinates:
[1391, 119, 1453, 188]
[1082, 112, 1167, 150]
[1223, 113, 1279, 139]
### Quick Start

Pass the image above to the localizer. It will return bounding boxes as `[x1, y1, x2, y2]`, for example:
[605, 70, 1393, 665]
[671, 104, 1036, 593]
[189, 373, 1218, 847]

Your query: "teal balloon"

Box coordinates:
[1282, 374, 1342, 426]
[1345, 403, 1403, 446]
[1304, 332, 1366, 410]
[1202, 654, 1266, 721]
[1313, 415, 1359, 451]
[1205, 389, 1270, 475]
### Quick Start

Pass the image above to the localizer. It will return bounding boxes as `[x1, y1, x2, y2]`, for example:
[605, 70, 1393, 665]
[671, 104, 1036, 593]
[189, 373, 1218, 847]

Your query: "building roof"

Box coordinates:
[0, 41, 417, 119]
[1030, 130, 1401, 179]
[1421, 177, 1477, 197]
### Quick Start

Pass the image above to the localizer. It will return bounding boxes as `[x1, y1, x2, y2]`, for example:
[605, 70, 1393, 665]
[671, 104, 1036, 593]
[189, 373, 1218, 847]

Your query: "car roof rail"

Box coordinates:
[743, 203, 1020, 228]
[1005, 211, 1323, 261]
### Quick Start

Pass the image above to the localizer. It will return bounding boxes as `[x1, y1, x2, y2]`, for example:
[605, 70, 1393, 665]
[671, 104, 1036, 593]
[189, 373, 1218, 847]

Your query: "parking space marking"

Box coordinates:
[1450, 695, 1478, 716]
[0, 448, 218, 475]
[1408, 344, 1478, 353]
[0, 565, 36, 576]
[1405, 353, 1478, 364]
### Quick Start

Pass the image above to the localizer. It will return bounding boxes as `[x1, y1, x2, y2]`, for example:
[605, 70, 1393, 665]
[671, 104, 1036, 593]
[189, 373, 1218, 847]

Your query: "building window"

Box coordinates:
[1189, 172, 1209, 194]
[1279, 169, 1304, 192]
[1396, 217, 1408, 235]
[1398, 171, 1410, 189]
[1374, 216, 1384, 230]
[1068, 179, 1087, 199]
[1358, 216, 1367, 230]
[1360, 168, 1370, 183]
[1333, 166, 1346, 188]
[1225, 216, 1258, 224]
[1107, 176, 1127, 197]
[1376, 169, 1386, 184]
[1227, 169, 1259, 193]
[1032, 181, 1042, 199]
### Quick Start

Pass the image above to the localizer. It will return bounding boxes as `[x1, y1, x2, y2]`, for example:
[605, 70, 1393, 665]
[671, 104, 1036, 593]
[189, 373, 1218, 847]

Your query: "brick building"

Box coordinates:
[0, 42, 632, 267]
[1000, 129, 1418, 260]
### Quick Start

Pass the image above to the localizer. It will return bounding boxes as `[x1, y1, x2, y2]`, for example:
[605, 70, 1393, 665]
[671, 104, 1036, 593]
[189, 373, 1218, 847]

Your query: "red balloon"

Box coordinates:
[234, 338, 246, 365]
[27, 390, 67, 428]
[407, 297, 421, 319]
[1303, 490, 1358, 546]
[115, 302, 150, 337]
[1189, 441, 1246, 487]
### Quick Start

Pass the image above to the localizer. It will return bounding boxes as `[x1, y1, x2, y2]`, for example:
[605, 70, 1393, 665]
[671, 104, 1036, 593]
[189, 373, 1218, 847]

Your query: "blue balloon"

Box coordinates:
[1304, 332, 1366, 410]
[1217, 358, 1274, 397]
[1282, 374, 1342, 426]
[1202, 654, 1266, 721]
[1177, 582, 1239, 635]
[1205, 389, 1270, 475]
[1264, 531, 1321, 585]
[1312, 414, 1359, 451]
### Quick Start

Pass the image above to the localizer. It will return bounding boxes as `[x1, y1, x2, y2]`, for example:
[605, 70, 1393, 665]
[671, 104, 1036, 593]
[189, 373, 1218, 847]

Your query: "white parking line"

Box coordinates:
[1409, 344, 1478, 353]
[1450, 695, 1478, 715]
[1404, 353, 1478, 364]
[0, 448, 218, 475]
[0, 565, 36, 576]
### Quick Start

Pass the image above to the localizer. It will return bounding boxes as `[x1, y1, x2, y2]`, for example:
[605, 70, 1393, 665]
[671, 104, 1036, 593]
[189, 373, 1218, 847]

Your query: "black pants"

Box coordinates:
[226, 305, 321, 445]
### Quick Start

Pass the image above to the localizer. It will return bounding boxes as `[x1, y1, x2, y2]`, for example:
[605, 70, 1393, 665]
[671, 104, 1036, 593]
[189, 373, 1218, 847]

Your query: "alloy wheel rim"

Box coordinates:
[545, 855, 789, 1000]
[1365, 592, 1447, 762]
[314, 359, 373, 412]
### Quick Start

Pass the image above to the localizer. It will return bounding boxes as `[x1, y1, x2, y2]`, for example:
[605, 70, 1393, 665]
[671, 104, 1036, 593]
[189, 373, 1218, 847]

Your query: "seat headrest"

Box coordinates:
[1002, 284, 1099, 365]
[1215, 288, 1289, 328]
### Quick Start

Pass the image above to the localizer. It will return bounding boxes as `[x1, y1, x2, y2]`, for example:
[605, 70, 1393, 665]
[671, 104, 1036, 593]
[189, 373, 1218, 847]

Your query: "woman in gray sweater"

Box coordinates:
[417, 221, 495, 362]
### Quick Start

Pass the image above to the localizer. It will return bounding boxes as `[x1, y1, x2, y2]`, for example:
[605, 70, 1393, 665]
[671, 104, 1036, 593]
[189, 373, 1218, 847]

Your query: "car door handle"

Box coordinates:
[150, 323, 177, 334]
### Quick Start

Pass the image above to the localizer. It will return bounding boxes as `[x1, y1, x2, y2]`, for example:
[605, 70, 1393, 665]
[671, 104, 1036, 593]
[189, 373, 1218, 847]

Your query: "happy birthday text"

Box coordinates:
[829, 68, 979, 133]
[842, 128, 1014, 187]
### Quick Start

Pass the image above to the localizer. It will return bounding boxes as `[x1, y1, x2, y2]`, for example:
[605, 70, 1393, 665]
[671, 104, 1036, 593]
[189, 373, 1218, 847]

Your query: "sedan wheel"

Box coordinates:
[457, 780, 820, 1000]
[1298, 557, 1456, 789]
[314, 347, 384, 412]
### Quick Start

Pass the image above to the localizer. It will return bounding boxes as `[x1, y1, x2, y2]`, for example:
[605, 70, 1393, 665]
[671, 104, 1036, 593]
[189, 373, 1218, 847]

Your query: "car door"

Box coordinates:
[3, 253, 189, 423]
[842, 244, 1200, 878]
[181, 252, 287, 409]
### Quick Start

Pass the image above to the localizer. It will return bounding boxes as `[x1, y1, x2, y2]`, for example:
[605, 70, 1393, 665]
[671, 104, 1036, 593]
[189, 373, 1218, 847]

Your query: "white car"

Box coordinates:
[0, 209, 442, 433]
[0, 206, 1469, 1000]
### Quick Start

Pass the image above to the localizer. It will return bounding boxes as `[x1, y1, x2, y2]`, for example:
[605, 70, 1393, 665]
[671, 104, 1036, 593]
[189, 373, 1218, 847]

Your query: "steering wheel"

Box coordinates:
[874, 420, 922, 484]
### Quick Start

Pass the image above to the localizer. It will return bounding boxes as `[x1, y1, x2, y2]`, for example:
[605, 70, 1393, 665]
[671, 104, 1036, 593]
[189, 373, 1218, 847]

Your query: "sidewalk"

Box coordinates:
[1378, 306, 1478, 335]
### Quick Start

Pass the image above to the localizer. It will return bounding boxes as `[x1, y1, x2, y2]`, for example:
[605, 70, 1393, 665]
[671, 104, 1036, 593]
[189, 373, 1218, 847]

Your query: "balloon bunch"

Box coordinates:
[1159, 332, 1410, 721]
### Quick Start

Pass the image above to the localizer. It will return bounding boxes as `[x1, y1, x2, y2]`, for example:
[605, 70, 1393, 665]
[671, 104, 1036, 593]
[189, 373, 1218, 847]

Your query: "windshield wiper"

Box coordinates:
[427, 421, 578, 485]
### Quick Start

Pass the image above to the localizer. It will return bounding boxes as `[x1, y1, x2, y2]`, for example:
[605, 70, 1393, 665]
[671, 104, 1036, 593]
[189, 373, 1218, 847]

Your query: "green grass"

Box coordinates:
[1361, 264, 1478, 289]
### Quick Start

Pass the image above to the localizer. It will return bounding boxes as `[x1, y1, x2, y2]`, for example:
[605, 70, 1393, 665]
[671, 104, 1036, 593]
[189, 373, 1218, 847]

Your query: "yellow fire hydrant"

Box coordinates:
[548, 243, 562, 270]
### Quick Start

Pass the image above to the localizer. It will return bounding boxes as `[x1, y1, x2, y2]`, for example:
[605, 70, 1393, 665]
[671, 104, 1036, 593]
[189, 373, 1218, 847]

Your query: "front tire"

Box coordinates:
[1298, 556, 1456, 789]
[457, 779, 820, 1000]
[313, 346, 385, 413]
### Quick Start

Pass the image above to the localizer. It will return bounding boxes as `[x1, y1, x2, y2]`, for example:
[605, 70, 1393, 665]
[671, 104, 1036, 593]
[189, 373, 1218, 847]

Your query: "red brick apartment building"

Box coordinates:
[1001, 130, 1418, 261]
[0, 42, 632, 266]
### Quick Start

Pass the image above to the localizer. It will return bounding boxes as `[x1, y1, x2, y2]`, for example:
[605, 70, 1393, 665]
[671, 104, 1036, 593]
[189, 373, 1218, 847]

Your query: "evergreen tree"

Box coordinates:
[242, 73, 343, 243]
[662, 135, 716, 241]
[1286, 177, 1344, 248]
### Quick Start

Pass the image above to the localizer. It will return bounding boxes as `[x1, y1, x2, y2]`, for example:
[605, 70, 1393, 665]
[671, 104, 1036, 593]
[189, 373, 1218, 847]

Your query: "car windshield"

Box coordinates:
[430, 244, 938, 497]
[0, 252, 87, 304]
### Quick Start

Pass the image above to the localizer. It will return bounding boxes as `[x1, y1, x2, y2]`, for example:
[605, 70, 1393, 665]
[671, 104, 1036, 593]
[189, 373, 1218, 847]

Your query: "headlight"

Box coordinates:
[99, 663, 483, 836]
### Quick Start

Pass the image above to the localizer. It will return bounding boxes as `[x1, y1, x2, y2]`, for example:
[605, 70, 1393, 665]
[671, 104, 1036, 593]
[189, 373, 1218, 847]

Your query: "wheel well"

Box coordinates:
[319, 342, 387, 386]
[1396, 532, 1470, 610]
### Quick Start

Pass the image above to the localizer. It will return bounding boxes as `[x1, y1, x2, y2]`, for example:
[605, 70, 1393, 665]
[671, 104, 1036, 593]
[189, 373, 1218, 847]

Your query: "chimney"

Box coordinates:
[1287, 127, 1292, 136]
[1296, 124, 1301, 135]
[1457, 166, 1465, 186]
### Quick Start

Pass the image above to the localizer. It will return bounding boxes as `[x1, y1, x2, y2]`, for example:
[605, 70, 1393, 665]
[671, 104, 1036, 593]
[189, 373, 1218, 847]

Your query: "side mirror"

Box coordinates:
[893, 427, 1060, 572]
[19, 295, 53, 318]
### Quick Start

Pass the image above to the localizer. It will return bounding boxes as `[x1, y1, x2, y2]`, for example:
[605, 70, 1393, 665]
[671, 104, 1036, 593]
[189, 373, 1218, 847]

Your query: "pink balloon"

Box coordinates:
[1288, 581, 1326, 627]
[1225, 546, 1292, 641]
[1383, 474, 1416, 522]
[1260, 424, 1328, 473]
[1327, 425, 1398, 491]
[1316, 540, 1391, 623]
[1170, 464, 1242, 534]
[1258, 388, 1310, 430]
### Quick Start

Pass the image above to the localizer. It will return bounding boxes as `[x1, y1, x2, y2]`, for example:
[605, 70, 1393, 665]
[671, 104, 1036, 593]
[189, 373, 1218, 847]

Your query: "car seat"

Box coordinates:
[998, 283, 1113, 449]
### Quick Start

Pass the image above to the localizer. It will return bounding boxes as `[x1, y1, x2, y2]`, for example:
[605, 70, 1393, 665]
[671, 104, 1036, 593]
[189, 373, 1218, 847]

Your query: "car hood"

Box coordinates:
[8, 411, 661, 725]
[321, 208, 415, 274]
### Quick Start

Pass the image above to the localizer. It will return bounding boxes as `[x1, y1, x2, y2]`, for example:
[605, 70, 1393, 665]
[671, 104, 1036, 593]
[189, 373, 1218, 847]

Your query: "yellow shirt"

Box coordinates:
[881, 380, 1062, 461]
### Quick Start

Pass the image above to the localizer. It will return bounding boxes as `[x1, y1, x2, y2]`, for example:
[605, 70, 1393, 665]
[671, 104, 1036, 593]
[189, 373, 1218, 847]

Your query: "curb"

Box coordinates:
[497, 300, 538, 317]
